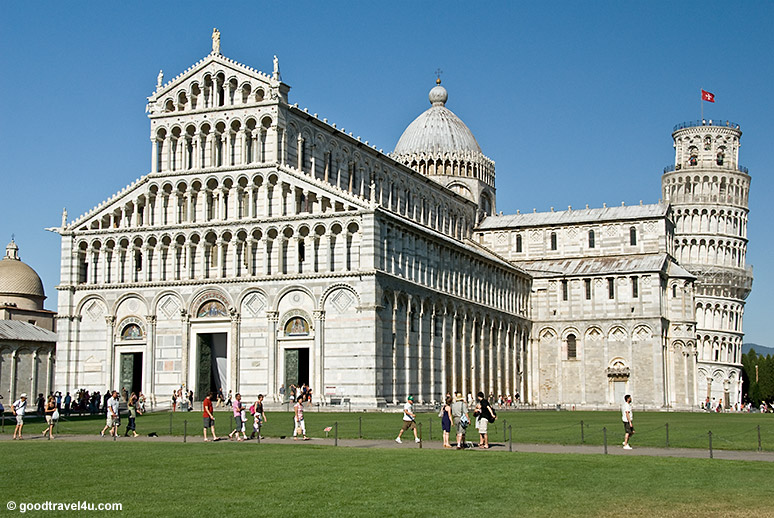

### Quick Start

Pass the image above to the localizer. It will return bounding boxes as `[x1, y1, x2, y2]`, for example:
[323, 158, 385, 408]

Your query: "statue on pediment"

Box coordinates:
[212, 28, 221, 54]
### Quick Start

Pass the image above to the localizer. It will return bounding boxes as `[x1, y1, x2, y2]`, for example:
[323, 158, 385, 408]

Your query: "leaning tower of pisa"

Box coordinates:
[662, 120, 753, 407]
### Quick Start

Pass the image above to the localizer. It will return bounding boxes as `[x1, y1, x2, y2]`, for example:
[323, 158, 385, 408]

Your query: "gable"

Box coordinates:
[148, 53, 287, 116]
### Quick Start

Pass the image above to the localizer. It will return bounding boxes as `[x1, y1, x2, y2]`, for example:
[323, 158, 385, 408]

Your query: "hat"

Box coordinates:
[407, 396, 414, 401]
[455, 392, 464, 401]
[20, 393, 27, 399]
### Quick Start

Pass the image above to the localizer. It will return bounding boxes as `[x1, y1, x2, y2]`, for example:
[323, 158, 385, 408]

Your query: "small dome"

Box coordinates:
[394, 83, 482, 155]
[0, 241, 45, 301]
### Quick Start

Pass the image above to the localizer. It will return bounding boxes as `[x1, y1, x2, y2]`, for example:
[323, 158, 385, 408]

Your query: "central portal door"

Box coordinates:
[196, 333, 227, 399]
[119, 352, 143, 396]
[284, 348, 309, 388]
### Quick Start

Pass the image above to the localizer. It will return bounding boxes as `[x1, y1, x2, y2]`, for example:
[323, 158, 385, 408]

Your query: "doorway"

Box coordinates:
[119, 352, 143, 396]
[284, 348, 309, 388]
[196, 333, 227, 399]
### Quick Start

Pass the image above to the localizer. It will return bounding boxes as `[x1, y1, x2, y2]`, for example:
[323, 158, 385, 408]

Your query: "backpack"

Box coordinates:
[486, 404, 497, 423]
[249, 404, 256, 415]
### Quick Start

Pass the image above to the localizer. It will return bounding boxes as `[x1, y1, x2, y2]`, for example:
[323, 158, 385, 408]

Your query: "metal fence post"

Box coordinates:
[508, 425, 512, 452]
[418, 422, 423, 449]
[359, 416, 362, 439]
[665, 423, 669, 448]
[603, 427, 608, 454]
[580, 420, 585, 444]
[758, 425, 762, 452]
[708, 431, 713, 459]
[503, 419, 507, 442]
[184, 420, 187, 443]
[334, 421, 338, 447]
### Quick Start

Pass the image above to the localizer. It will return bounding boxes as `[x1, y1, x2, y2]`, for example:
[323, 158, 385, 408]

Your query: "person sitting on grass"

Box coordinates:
[395, 395, 420, 444]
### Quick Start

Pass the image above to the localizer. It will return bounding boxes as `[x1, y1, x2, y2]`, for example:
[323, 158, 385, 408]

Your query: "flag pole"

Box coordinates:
[700, 89, 703, 121]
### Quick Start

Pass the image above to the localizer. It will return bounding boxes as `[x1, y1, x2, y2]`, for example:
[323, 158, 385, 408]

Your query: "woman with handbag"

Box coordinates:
[440, 395, 454, 448]
[42, 395, 57, 439]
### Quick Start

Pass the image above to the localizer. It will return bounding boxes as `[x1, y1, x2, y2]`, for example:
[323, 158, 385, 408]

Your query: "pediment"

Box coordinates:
[147, 53, 289, 116]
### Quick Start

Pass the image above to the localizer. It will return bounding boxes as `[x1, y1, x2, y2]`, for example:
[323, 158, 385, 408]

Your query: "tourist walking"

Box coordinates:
[395, 395, 420, 444]
[229, 393, 247, 441]
[202, 391, 218, 441]
[101, 390, 121, 438]
[12, 393, 28, 440]
[42, 395, 57, 439]
[622, 394, 634, 449]
[216, 387, 225, 408]
[63, 392, 72, 416]
[474, 392, 496, 449]
[440, 395, 454, 448]
[250, 394, 267, 440]
[293, 397, 308, 440]
[451, 392, 469, 449]
[124, 393, 142, 437]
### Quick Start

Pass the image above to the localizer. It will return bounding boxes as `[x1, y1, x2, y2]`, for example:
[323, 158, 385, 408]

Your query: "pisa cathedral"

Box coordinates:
[52, 32, 752, 409]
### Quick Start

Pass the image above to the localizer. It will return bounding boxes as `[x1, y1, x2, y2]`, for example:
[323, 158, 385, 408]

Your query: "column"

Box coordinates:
[163, 135, 172, 172]
[230, 310, 240, 392]
[151, 137, 158, 173]
[9, 349, 18, 400]
[496, 321, 503, 396]
[404, 295, 411, 399]
[180, 312, 190, 392]
[105, 316, 116, 389]
[145, 315, 156, 397]
[391, 293, 398, 403]
[450, 312, 457, 394]
[418, 305, 424, 403]
[313, 310, 325, 401]
[267, 311, 279, 399]
[430, 305, 436, 403]
[461, 315, 468, 397]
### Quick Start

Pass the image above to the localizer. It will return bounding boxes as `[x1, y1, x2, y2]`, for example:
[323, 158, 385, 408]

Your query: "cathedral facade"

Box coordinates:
[53, 33, 751, 409]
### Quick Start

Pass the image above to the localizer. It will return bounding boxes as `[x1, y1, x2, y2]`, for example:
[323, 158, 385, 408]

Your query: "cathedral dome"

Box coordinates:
[0, 241, 45, 306]
[394, 82, 482, 155]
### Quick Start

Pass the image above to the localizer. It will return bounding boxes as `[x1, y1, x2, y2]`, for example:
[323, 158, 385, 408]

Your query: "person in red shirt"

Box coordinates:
[202, 392, 218, 441]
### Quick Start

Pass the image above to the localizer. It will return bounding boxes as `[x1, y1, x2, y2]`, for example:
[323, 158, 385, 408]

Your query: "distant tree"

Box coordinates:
[760, 354, 774, 402]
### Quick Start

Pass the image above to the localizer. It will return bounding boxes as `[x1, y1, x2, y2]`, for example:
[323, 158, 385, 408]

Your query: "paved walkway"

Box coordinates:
[3, 433, 773, 462]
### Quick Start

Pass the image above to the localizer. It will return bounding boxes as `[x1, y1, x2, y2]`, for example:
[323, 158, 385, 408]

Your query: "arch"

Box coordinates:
[189, 287, 233, 316]
[321, 283, 361, 309]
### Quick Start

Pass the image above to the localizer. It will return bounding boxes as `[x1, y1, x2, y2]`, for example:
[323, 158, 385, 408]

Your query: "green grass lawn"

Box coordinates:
[9, 409, 772, 451]
[0, 441, 772, 517]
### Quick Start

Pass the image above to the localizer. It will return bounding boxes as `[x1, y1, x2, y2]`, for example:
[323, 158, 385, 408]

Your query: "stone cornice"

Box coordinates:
[64, 270, 377, 293]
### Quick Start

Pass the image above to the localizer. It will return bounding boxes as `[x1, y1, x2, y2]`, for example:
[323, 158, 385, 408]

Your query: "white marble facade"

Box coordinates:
[54, 34, 750, 409]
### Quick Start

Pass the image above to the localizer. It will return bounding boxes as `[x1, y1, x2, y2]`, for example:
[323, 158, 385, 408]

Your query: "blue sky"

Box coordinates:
[1, 2, 772, 345]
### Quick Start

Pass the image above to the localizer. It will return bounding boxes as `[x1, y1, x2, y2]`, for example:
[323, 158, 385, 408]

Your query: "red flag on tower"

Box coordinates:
[701, 89, 715, 103]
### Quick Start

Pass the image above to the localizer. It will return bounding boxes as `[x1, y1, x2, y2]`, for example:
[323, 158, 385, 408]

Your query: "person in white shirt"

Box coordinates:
[101, 390, 121, 438]
[12, 393, 28, 440]
[622, 394, 634, 450]
[395, 396, 420, 444]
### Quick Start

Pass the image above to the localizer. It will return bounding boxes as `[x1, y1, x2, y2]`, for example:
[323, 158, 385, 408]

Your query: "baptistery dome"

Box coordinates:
[0, 240, 46, 310]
